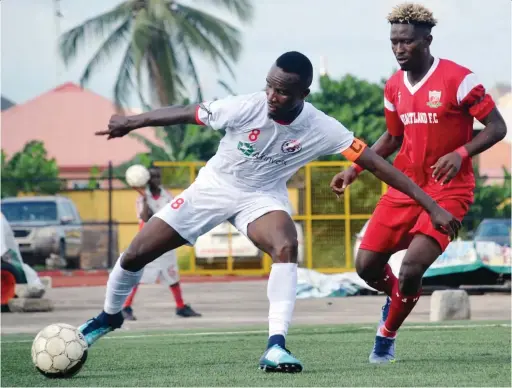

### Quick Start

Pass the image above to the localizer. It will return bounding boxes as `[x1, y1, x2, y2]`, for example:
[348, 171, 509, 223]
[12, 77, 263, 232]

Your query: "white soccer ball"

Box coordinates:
[125, 164, 150, 187]
[31, 323, 88, 378]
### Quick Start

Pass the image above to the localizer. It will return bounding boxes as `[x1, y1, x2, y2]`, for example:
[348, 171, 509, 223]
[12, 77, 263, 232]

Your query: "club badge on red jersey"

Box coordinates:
[427, 90, 442, 108]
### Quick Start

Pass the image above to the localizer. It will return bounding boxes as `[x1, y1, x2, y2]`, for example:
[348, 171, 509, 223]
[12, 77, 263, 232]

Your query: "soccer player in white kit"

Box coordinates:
[80, 51, 460, 373]
[122, 166, 201, 320]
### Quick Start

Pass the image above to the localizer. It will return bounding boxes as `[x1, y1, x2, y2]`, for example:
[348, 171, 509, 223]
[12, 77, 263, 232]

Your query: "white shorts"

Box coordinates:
[139, 250, 179, 286]
[153, 171, 292, 244]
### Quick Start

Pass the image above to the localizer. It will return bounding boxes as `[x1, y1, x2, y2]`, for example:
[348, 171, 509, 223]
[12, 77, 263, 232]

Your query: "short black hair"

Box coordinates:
[275, 51, 313, 88]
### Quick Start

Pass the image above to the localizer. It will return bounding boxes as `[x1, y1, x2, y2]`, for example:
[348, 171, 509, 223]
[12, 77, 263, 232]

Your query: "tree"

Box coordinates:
[1, 142, 61, 198]
[59, 0, 254, 108]
[308, 74, 387, 156]
[106, 122, 222, 187]
[464, 167, 511, 231]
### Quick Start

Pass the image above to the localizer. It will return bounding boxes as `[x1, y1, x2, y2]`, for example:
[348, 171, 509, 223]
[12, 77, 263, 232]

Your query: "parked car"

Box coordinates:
[194, 221, 304, 267]
[1, 196, 83, 268]
[469, 218, 511, 247]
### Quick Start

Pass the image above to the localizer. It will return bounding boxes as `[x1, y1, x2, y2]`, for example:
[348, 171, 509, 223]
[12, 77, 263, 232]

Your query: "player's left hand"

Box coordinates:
[429, 204, 462, 241]
[329, 172, 350, 198]
[431, 152, 463, 185]
[134, 187, 146, 196]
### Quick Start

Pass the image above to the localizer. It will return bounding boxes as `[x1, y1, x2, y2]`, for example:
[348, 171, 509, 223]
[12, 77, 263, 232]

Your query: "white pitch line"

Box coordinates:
[2, 323, 510, 344]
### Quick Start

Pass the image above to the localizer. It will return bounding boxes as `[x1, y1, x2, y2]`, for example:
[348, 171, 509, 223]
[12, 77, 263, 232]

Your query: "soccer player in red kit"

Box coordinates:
[332, 3, 507, 363]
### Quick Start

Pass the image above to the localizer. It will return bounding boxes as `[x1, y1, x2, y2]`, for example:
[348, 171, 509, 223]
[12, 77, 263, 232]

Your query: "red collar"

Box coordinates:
[273, 119, 293, 125]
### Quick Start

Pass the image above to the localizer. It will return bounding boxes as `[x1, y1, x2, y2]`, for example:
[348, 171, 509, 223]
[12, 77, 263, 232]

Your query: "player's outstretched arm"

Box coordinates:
[432, 108, 507, 184]
[96, 104, 198, 139]
[330, 147, 461, 239]
[340, 132, 403, 186]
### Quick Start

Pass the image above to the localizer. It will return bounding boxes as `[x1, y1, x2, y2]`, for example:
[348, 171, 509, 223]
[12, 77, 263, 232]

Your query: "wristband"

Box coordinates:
[455, 146, 469, 160]
[353, 164, 364, 174]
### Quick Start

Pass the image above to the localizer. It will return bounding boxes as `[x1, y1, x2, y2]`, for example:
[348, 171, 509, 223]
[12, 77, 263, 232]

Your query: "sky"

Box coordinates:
[1, 0, 511, 108]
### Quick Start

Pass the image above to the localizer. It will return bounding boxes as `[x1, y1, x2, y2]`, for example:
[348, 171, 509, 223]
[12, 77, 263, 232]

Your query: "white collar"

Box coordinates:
[403, 57, 440, 95]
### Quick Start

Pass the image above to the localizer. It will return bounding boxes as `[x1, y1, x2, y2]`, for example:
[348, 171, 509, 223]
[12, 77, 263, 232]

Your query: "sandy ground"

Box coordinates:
[1, 281, 510, 335]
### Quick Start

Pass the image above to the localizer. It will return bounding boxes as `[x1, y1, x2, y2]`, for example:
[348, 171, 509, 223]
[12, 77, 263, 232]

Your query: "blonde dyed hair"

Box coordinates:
[387, 3, 437, 28]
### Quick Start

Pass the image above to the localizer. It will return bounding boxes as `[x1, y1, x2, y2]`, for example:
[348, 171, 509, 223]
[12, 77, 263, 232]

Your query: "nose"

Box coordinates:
[395, 43, 406, 55]
[266, 88, 277, 103]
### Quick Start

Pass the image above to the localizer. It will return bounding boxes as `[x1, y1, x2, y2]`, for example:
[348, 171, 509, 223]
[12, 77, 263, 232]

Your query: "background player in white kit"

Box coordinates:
[81, 51, 460, 373]
[122, 166, 201, 320]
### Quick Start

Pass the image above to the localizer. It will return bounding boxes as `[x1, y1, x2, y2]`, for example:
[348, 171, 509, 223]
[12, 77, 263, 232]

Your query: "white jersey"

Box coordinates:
[135, 188, 179, 285]
[195, 92, 355, 192]
[136, 187, 174, 221]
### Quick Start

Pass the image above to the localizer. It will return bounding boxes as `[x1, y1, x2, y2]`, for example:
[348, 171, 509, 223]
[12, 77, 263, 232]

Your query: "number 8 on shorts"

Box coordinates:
[171, 198, 185, 210]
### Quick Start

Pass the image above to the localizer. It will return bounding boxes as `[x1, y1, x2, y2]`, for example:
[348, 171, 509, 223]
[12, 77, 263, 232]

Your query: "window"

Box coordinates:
[60, 202, 76, 223]
[1, 201, 58, 222]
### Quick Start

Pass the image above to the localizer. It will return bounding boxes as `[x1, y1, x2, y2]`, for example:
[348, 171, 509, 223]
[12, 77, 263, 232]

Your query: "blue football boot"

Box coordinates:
[78, 311, 124, 347]
[369, 297, 396, 364]
[259, 344, 303, 373]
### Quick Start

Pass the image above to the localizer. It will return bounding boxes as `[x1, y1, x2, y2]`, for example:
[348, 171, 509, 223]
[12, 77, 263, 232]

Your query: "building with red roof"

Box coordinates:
[1, 83, 161, 187]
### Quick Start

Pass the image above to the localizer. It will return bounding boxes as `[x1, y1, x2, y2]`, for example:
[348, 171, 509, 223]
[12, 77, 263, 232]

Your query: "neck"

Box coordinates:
[407, 55, 435, 84]
[149, 186, 160, 195]
[275, 102, 304, 124]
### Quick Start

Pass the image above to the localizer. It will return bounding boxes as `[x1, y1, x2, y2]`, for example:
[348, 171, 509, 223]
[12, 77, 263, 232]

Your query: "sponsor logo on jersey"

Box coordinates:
[281, 139, 302, 154]
[237, 141, 287, 165]
[237, 141, 255, 156]
[426, 90, 442, 108]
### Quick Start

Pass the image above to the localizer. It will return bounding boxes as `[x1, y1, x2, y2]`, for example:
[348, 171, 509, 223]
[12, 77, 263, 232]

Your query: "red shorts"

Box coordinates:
[360, 196, 471, 253]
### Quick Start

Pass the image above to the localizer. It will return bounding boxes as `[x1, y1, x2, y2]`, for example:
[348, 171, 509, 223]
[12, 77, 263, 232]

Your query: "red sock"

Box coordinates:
[170, 283, 185, 309]
[384, 282, 421, 334]
[368, 264, 397, 297]
[123, 284, 139, 308]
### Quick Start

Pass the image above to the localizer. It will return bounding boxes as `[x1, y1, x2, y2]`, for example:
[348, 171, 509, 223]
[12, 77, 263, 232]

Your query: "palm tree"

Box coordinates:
[108, 122, 223, 187]
[59, 0, 253, 108]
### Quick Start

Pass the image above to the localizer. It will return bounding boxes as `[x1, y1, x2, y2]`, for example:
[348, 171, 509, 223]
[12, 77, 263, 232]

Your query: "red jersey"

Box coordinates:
[384, 57, 495, 203]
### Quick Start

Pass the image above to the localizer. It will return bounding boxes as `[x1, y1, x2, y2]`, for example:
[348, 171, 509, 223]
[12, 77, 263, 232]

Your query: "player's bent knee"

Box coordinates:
[121, 242, 156, 272]
[355, 250, 387, 282]
[271, 238, 299, 263]
[398, 260, 424, 295]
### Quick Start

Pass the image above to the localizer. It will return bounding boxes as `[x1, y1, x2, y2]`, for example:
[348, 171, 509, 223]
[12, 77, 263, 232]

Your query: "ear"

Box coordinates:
[425, 34, 433, 46]
[302, 88, 310, 99]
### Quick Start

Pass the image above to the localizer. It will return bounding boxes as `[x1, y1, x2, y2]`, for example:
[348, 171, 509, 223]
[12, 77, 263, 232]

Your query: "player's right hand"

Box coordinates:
[429, 205, 462, 241]
[134, 187, 146, 196]
[329, 167, 359, 197]
[95, 115, 132, 139]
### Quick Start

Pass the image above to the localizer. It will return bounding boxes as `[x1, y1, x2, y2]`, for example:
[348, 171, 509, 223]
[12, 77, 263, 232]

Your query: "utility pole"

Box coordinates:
[53, 0, 63, 86]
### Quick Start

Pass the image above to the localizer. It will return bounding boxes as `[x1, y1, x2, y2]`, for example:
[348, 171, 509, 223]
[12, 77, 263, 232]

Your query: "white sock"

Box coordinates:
[267, 262, 297, 337]
[103, 255, 143, 314]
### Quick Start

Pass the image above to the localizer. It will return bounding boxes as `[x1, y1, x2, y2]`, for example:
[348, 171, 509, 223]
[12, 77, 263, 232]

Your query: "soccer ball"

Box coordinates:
[125, 164, 150, 187]
[31, 323, 88, 378]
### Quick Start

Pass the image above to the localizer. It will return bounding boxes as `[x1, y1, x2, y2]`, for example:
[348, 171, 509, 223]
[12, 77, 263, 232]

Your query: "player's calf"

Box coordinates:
[247, 210, 302, 371]
[397, 260, 425, 295]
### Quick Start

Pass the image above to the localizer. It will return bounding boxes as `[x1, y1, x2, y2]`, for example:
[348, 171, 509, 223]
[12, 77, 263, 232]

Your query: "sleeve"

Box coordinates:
[195, 95, 246, 130]
[135, 195, 144, 220]
[384, 81, 405, 136]
[321, 117, 367, 162]
[456, 73, 496, 121]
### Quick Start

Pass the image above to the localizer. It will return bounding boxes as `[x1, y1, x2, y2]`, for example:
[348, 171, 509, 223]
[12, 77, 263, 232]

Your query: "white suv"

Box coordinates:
[195, 221, 305, 267]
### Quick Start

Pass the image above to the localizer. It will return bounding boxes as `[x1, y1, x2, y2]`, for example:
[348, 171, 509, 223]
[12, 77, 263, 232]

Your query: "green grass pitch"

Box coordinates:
[2, 322, 510, 387]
